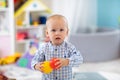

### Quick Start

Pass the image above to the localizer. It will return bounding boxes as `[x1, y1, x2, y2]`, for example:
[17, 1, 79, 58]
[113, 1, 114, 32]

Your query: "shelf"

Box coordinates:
[16, 39, 32, 44]
[0, 31, 9, 36]
[0, 8, 8, 11]
[16, 25, 45, 30]
[14, 0, 51, 53]
[16, 38, 45, 44]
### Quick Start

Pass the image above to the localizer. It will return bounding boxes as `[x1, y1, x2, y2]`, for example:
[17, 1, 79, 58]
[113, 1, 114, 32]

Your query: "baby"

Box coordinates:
[31, 14, 83, 80]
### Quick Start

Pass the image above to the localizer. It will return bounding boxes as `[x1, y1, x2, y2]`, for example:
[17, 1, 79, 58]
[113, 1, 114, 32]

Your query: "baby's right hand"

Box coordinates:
[35, 62, 44, 72]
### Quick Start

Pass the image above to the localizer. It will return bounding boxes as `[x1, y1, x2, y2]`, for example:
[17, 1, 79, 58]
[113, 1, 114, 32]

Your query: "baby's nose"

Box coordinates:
[55, 31, 60, 35]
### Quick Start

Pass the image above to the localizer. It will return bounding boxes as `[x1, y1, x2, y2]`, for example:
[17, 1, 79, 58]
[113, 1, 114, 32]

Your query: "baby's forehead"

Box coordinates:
[46, 22, 68, 30]
[47, 15, 67, 22]
[47, 17, 67, 26]
[46, 15, 68, 28]
[48, 20, 67, 28]
[48, 15, 65, 20]
[48, 17, 65, 22]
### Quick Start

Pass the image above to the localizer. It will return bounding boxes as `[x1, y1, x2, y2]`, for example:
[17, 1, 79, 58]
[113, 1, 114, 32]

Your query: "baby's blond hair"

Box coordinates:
[46, 14, 68, 28]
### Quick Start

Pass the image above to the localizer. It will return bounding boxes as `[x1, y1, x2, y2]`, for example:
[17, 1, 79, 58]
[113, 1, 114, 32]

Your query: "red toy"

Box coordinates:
[16, 32, 28, 40]
[50, 58, 60, 69]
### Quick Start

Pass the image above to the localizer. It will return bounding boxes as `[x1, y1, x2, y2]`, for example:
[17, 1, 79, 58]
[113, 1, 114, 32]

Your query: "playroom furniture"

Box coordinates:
[0, 0, 15, 56]
[14, 0, 51, 53]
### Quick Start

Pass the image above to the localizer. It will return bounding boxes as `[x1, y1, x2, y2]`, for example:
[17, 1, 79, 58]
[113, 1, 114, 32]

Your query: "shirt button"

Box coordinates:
[56, 77, 57, 80]
[55, 49, 57, 51]
[64, 55, 66, 58]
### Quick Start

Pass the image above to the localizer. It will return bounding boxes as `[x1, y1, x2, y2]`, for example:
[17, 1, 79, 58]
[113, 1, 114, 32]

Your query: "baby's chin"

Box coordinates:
[53, 41, 63, 46]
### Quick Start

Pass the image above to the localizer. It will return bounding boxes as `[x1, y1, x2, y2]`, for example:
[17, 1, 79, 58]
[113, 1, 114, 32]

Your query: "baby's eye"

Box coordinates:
[51, 29, 56, 32]
[60, 29, 64, 31]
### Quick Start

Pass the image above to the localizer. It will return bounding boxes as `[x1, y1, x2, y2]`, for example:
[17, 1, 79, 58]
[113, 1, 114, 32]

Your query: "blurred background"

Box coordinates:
[0, 0, 120, 79]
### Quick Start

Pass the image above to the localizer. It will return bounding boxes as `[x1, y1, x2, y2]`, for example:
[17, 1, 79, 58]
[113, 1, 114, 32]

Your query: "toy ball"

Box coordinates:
[50, 58, 60, 69]
[42, 61, 53, 74]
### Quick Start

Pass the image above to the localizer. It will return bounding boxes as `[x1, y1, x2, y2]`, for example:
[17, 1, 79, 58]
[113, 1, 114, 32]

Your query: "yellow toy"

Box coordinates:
[16, 20, 23, 26]
[0, 0, 6, 8]
[33, 21, 39, 26]
[0, 52, 22, 65]
[42, 61, 53, 74]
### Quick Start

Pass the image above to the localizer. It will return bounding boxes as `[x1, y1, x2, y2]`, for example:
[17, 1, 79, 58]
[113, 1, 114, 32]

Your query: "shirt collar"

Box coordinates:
[48, 41, 65, 48]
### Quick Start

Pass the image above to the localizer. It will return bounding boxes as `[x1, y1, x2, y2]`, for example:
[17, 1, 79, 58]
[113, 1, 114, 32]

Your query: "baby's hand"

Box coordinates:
[35, 62, 44, 72]
[55, 58, 69, 69]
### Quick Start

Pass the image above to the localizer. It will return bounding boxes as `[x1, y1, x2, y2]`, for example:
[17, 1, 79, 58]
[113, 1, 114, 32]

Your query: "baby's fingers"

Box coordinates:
[39, 62, 44, 72]
[55, 61, 62, 70]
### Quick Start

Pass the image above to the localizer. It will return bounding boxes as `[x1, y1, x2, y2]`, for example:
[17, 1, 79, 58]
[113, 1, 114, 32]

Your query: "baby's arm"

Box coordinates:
[34, 62, 44, 72]
[31, 49, 45, 70]
[68, 45, 83, 67]
[54, 45, 83, 69]
[55, 58, 69, 69]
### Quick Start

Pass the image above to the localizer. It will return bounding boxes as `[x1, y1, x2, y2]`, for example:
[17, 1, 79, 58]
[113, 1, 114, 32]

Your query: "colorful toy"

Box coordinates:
[50, 58, 60, 69]
[16, 32, 28, 40]
[42, 61, 53, 74]
[33, 21, 39, 26]
[16, 19, 23, 26]
[41, 58, 60, 74]
[39, 16, 47, 24]
[16, 40, 39, 69]
[16, 50, 36, 69]
[0, 0, 6, 8]
[0, 52, 22, 65]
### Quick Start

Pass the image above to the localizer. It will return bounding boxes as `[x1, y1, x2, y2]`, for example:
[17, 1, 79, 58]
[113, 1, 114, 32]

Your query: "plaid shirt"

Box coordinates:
[31, 41, 83, 80]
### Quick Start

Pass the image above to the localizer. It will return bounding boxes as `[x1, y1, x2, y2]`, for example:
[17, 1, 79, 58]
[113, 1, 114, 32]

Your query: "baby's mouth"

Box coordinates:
[55, 37, 61, 40]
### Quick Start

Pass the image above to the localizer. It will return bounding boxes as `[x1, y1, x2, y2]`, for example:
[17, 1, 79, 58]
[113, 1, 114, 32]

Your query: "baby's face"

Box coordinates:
[46, 19, 68, 45]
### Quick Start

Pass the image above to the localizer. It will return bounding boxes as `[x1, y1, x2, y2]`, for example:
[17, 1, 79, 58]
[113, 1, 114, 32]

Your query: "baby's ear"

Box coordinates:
[45, 27, 48, 34]
[45, 29, 48, 36]
[67, 29, 69, 35]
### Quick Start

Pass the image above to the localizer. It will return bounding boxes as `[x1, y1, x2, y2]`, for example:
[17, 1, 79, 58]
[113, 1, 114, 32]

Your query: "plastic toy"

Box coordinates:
[16, 32, 28, 40]
[0, 52, 21, 65]
[16, 20, 23, 26]
[42, 61, 53, 74]
[16, 57, 28, 68]
[42, 58, 60, 74]
[33, 21, 39, 26]
[50, 58, 60, 69]
[39, 16, 47, 24]
[0, 0, 6, 8]
[16, 40, 39, 69]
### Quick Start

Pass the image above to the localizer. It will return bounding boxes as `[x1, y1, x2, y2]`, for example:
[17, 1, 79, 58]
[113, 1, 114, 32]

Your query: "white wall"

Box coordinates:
[51, 0, 97, 33]
[40, 0, 53, 9]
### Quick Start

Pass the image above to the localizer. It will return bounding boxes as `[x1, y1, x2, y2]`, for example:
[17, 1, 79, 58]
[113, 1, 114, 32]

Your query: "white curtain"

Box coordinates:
[52, 0, 97, 34]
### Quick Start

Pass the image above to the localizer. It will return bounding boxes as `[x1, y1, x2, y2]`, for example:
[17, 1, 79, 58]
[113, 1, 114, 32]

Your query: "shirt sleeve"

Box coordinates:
[68, 45, 83, 67]
[31, 47, 45, 70]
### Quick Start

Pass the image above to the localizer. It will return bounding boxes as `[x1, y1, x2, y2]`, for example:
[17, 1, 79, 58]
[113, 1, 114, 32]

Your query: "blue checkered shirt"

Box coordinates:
[31, 41, 83, 80]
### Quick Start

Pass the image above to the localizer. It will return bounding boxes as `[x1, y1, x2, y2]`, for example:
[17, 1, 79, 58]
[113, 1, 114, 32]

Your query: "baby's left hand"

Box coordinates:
[55, 58, 69, 69]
